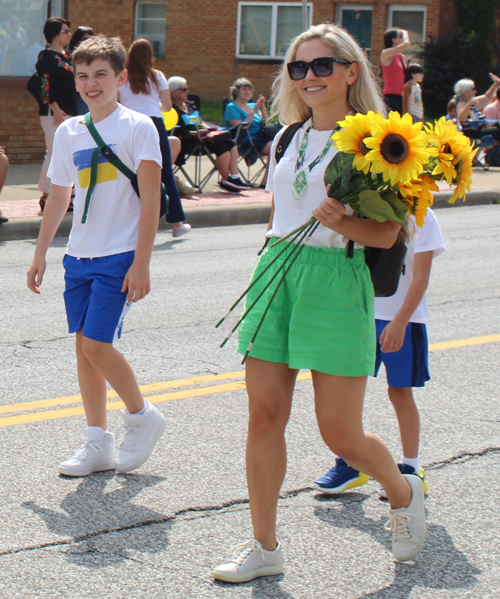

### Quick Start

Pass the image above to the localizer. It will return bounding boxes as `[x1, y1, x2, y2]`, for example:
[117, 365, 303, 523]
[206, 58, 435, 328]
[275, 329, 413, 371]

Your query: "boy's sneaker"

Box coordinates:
[58, 429, 115, 477]
[219, 180, 242, 193]
[212, 539, 284, 583]
[229, 176, 252, 189]
[379, 464, 428, 499]
[172, 223, 192, 238]
[384, 473, 426, 562]
[115, 401, 166, 473]
[312, 457, 370, 494]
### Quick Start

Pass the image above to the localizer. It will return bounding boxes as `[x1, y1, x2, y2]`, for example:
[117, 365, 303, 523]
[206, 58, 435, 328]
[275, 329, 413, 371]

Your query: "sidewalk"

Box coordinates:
[1, 158, 500, 241]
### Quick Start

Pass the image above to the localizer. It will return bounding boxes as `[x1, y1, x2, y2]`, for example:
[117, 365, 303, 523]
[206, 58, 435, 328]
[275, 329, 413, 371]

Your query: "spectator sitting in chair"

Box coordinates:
[454, 75, 500, 142]
[225, 78, 278, 187]
[168, 76, 250, 193]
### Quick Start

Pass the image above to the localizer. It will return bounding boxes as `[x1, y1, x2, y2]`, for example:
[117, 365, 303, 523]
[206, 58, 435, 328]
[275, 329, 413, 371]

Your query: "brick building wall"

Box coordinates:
[1, 0, 457, 163]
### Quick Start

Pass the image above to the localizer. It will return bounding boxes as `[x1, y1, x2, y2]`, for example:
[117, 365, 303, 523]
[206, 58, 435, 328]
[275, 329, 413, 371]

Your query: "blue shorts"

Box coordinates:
[374, 319, 430, 388]
[63, 251, 135, 343]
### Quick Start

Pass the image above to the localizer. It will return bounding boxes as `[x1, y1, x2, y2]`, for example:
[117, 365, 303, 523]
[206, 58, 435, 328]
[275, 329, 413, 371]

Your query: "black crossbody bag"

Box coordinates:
[267, 122, 407, 297]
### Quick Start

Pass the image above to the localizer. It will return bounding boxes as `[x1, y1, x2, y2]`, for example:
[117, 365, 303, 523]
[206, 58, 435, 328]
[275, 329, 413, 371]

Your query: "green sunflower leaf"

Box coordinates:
[349, 190, 407, 224]
[324, 152, 355, 200]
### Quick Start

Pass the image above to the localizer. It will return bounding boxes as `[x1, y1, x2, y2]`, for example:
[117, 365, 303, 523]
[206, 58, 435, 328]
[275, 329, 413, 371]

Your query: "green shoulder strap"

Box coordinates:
[82, 112, 136, 223]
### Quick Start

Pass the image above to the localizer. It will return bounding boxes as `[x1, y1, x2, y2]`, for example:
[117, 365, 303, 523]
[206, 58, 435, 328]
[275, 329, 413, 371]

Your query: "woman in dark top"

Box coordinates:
[36, 17, 77, 210]
[69, 26, 95, 116]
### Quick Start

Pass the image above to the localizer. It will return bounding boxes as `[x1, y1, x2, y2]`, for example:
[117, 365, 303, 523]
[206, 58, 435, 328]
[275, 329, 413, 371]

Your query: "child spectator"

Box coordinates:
[313, 209, 445, 497]
[403, 63, 424, 123]
[27, 35, 166, 477]
[446, 99, 457, 122]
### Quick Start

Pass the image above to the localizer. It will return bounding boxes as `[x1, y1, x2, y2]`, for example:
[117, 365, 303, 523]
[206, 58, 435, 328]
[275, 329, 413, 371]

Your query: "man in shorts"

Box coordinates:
[27, 35, 166, 477]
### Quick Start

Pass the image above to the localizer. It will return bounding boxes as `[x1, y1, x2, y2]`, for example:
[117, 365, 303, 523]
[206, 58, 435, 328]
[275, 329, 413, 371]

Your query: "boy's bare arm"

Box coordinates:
[121, 159, 161, 303]
[380, 250, 433, 353]
[27, 185, 73, 294]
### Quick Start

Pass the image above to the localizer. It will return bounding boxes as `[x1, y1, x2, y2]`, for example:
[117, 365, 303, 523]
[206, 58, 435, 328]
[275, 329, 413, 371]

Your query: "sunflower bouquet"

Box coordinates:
[217, 112, 476, 362]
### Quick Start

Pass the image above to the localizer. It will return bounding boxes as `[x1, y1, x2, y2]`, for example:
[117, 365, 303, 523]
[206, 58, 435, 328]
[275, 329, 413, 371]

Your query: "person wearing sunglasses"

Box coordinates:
[35, 17, 77, 212]
[212, 23, 427, 584]
[454, 76, 500, 126]
[380, 28, 410, 115]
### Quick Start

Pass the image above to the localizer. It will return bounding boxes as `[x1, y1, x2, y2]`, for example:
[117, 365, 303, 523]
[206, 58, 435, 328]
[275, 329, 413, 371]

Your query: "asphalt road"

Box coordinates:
[0, 206, 499, 598]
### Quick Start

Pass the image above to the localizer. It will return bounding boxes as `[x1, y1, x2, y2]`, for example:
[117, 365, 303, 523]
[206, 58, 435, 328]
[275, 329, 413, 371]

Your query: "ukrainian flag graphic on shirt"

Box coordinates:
[73, 144, 119, 188]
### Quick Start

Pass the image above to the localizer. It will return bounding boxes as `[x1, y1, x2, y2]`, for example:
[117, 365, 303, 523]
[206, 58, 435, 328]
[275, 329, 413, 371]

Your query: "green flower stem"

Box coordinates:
[241, 220, 321, 364]
[270, 217, 316, 247]
[215, 223, 314, 329]
[220, 220, 318, 349]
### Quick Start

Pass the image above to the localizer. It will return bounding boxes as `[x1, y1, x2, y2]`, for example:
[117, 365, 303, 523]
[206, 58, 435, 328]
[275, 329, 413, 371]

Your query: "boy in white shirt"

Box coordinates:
[313, 209, 446, 495]
[27, 35, 166, 477]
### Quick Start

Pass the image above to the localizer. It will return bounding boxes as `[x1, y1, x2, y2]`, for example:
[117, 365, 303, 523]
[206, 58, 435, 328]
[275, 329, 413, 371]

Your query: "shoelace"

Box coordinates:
[119, 424, 143, 452]
[384, 512, 413, 540]
[72, 439, 104, 461]
[230, 539, 263, 566]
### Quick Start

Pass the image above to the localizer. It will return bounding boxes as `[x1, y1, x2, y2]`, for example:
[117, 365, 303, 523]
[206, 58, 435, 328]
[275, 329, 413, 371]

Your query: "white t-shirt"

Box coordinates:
[119, 71, 169, 118]
[408, 83, 423, 120]
[266, 119, 359, 249]
[374, 209, 445, 324]
[48, 104, 162, 258]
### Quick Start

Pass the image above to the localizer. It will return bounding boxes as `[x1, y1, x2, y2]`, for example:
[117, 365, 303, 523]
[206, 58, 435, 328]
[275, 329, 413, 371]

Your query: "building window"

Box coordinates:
[0, 0, 64, 77]
[336, 4, 372, 60]
[134, 2, 167, 57]
[237, 2, 313, 60]
[387, 4, 426, 62]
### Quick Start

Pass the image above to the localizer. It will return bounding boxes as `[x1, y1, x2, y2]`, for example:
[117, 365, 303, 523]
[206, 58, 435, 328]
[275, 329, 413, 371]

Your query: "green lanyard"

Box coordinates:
[292, 121, 338, 200]
[82, 112, 135, 224]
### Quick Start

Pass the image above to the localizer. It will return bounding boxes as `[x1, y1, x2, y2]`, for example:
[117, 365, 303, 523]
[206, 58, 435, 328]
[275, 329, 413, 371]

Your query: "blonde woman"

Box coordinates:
[212, 23, 426, 583]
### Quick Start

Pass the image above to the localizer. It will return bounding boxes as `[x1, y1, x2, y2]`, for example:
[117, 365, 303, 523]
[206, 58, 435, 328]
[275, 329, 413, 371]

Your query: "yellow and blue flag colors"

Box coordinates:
[73, 145, 119, 189]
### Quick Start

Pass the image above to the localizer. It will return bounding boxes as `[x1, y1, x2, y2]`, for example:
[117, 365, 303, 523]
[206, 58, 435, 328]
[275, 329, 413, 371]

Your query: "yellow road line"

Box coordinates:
[1, 334, 499, 429]
[0, 370, 246, 415]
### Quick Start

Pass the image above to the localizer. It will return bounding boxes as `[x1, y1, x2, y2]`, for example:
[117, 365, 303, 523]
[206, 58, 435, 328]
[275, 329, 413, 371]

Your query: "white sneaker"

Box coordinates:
[115, 401, 166, 473]
[384, 473, 426, 562]
[58, 429, 115, 477]
[212, 539, 284, 583]
[172, 223, 192, 238]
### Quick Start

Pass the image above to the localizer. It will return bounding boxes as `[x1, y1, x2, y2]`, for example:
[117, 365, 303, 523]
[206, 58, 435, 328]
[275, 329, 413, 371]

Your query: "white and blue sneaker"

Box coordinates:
[312, 457, 370, 494]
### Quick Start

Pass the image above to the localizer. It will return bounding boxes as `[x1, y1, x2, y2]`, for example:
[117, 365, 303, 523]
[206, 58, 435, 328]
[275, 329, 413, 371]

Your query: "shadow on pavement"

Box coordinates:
[22, 471, 170, 567]
[313, 492, 481, 598]
[214, 575, 295, 598]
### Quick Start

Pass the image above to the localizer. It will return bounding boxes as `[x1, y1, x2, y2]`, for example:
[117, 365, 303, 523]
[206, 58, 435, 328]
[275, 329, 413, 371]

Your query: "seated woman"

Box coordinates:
[168, 77, 250, 193]
[224, 78, 273, 155]
[454, 75, 500, 141]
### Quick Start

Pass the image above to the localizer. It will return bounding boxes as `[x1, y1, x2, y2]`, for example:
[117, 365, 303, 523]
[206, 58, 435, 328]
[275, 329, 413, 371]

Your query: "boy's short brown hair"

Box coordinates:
[72, 34, 126, 76]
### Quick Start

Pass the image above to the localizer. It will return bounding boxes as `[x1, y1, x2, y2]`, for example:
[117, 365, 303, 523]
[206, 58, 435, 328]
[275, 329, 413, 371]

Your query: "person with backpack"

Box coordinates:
[212, 23, 426, 584]
[313, 209, 445, 498]
[35, 17, 77, 212]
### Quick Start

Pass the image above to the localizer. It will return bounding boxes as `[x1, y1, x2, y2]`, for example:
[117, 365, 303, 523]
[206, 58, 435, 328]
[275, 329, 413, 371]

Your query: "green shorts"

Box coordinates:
[236, 238, 376, 377]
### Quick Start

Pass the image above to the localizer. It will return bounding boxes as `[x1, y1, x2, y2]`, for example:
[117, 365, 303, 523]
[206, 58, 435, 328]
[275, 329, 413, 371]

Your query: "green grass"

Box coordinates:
[201, 101, 224, 126]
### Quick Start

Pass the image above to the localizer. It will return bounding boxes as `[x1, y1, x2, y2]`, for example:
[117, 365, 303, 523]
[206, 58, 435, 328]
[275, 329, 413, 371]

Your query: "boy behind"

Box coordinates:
[27, 35, 166, 476]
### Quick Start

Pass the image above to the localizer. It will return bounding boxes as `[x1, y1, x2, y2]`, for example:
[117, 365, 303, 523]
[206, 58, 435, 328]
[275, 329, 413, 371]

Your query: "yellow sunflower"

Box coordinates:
[425, 117, 471, 184]
[412, 176, 439, 226]
[363, 111, 432, 186]
[449, 142, 477, 203]
[396, 179, 423, 210]
[332, 111, 384, 174]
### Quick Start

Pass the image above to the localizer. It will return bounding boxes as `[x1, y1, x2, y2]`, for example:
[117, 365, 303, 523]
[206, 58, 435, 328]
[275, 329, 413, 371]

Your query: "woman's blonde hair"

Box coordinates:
[270, 23, 386, 125]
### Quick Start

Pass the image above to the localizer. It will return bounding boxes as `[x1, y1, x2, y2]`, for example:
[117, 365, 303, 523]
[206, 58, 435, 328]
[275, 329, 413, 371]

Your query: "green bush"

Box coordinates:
[418, 30, 499, 119]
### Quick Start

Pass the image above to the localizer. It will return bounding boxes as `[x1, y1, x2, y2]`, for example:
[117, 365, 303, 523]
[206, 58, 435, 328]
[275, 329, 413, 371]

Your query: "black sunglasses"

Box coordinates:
[287, 57, 352, 80]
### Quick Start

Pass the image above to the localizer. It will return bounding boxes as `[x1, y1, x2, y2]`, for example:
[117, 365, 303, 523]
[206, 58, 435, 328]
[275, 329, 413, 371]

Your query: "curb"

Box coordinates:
[1, 190, 499, 242]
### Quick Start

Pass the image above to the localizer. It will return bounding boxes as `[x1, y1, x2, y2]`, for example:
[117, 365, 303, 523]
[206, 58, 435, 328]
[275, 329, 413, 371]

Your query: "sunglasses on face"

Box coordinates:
[178, 87, 189, 92]
[287, 57, 352, 80]
[61, 28, 71, 34]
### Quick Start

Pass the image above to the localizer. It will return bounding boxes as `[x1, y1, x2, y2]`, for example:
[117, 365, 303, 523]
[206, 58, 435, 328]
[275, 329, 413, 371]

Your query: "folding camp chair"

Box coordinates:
[223, 98, 268, 187]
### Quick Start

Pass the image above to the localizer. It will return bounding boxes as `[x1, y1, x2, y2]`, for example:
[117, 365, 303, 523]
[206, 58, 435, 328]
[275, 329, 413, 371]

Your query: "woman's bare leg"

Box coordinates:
[245, 357, 298, 550]
[312, 371, 411, 509]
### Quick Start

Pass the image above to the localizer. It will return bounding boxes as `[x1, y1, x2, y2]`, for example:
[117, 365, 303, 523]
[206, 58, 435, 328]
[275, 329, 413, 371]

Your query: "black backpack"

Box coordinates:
[274, 122, 407, 297]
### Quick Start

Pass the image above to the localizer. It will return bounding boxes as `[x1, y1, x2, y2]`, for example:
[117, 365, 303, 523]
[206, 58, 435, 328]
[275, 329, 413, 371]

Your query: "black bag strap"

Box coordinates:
[83, 112, 136, 224]
[275, 121, 306, 164]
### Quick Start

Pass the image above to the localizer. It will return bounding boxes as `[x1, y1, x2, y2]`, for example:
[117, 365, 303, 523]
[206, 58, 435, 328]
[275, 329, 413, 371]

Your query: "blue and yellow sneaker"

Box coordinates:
[379, 463, 428, 499]
[312, 457, 370, 494]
